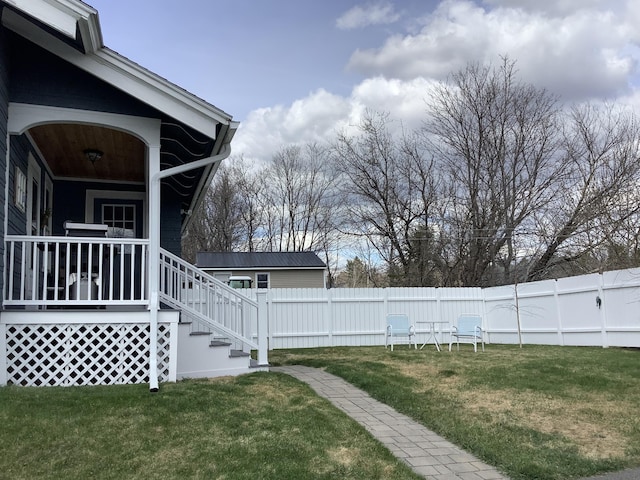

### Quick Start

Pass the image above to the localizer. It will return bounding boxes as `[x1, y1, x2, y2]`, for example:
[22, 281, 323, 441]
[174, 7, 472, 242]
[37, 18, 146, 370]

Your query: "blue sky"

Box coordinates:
[87, 0, 640, 165]
[89, 0, 436, 119]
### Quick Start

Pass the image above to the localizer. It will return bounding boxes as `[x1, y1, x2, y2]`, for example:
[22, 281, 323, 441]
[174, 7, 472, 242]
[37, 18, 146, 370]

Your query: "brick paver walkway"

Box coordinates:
[272, 365, 508, 480]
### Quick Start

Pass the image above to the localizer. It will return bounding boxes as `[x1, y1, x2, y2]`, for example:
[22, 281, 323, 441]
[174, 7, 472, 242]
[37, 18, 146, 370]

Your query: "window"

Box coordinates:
[256, 273, 269, 289]
[102, 204, 136, 234]
[14, 167, 27, 212]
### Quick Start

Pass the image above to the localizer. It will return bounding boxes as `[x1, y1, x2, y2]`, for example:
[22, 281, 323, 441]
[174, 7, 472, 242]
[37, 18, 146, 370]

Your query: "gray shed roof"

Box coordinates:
[196, 252, 326, 270]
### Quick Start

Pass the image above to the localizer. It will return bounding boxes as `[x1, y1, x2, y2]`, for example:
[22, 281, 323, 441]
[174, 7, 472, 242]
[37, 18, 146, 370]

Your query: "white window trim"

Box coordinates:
[85, 189, 146, 237]
[255, 272, 270, 289]
[14, 166, 27, 213]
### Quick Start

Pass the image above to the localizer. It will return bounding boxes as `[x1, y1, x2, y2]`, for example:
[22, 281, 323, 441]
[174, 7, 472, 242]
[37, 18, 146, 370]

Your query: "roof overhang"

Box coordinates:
[1, 0, 237, 141]
[2, 0, 101, 52]
[1, 0, 240, 231]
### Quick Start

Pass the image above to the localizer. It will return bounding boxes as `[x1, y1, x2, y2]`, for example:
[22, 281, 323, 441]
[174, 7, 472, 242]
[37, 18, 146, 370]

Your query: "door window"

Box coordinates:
[102, 204, 136, 234]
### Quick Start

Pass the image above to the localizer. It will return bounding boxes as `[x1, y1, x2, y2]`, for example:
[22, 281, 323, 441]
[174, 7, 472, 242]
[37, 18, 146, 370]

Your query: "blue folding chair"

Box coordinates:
[449, 314, 484, 352]
[385, 314, 417, 351]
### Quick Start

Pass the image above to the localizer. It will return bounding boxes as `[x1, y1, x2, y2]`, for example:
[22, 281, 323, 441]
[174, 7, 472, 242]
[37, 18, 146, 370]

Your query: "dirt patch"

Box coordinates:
[328, 446, 359, 467]
[383, 358, 629, 459]
[456, 388, 629, 459]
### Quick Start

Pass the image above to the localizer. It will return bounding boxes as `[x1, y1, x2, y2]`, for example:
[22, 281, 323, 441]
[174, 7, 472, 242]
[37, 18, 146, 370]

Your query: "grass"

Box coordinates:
[2, 345, 638, 480]
[0, 373, 421, 480]
[270, 345, 640, 480]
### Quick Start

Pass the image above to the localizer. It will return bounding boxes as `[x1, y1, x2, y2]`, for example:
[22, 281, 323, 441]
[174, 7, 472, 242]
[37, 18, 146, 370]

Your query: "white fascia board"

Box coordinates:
[3, 0, 78, 38]
[3, 0, 98, 46]
[77, 11, 102, 53]
[2, 7, 234, 139]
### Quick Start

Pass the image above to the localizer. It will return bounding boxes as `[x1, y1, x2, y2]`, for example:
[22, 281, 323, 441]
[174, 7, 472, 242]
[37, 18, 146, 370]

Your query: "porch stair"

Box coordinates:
[176, 323, 267, 379]
[159, 249, 268, 378]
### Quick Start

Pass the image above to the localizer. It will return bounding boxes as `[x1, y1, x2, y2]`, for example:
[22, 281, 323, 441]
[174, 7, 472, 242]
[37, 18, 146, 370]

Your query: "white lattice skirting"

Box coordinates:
[1, 311, 178, 387]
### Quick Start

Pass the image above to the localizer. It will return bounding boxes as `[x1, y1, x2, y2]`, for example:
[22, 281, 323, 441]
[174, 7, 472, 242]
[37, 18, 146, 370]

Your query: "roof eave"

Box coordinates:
[3, 0, 102, 51]
[2, 3, 234, 138]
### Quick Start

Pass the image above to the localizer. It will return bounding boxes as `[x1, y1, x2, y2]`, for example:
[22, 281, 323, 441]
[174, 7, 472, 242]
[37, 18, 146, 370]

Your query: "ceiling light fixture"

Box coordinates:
[84, 148, 103, 164]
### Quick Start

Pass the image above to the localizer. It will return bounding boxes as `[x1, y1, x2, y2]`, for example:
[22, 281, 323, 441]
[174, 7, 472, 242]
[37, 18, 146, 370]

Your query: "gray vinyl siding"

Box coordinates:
[0, 22, 9, 293]
[8, 32, 160, 118]
[269, 269, 325, 288]
[52, 180, 145, 235]
[202, 269, 325, 288]
[160, 184, 182, 256]
[6, 134, 30, 236]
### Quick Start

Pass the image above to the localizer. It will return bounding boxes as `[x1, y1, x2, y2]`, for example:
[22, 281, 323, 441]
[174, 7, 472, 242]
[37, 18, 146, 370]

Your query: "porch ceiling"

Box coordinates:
[26, 120, 218, 216]
[28, 123, 145, 182]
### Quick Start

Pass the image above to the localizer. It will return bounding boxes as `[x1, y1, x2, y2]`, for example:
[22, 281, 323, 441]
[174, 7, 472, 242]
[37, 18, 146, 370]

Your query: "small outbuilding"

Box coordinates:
[196, 252, 327, 288]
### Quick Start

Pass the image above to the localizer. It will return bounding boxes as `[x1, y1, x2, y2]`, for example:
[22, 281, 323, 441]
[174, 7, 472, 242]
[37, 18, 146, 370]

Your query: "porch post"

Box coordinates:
[148, 143, 161, 392]
[256, 291, 269, 367]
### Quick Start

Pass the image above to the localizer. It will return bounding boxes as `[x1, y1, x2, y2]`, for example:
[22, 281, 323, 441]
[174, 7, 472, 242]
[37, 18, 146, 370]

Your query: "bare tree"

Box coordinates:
[424, 57, 561, 286]
[229, 158, 264, 252]
[527, 103, 640, 280]
[333, 111, 440, 286]
[182, 166, 243, 261]
[251, 143, 342, 280]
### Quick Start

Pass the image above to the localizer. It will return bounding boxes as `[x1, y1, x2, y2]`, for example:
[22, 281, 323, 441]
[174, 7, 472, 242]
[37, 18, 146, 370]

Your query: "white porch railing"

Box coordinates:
[3, 236, 269, 366]
[159, 248, 266, 361]
[4, 235, 149, 308]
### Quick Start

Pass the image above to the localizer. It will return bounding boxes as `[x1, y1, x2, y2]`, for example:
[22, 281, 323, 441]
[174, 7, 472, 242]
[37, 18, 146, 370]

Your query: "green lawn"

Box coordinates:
[2, 345, 638, 480]
[0, 373, 420, 480]
[270, 345, 640, 480]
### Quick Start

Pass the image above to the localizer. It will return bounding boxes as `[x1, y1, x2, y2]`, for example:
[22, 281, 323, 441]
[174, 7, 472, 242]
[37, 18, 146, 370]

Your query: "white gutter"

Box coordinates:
[156, 143, 231, 181]
[147, 141, 232, 392]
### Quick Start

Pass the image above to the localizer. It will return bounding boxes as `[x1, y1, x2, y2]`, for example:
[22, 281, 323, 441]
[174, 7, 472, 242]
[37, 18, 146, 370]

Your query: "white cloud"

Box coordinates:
[232, 89, 351, 166]
[232, 77, 435, 166]
[626, 0, 640, 43]
[346, 0, 639, 101]
[336, 1, 401, 30]
[481, 0, 614, 16]
[233, 0, 640, 168]
[350, 76, 434, 130]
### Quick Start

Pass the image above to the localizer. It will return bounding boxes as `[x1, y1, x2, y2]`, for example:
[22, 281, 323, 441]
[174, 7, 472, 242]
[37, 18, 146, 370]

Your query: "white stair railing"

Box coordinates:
[158, 248, 259, 353]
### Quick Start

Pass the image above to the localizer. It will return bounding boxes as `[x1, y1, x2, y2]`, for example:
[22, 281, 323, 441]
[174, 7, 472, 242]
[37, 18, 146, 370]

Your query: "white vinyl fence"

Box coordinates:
[247, 267, 640, 350]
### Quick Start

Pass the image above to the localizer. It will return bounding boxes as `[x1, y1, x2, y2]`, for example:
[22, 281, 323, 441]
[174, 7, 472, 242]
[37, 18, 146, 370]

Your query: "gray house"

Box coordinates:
[197, 252, 327, 288]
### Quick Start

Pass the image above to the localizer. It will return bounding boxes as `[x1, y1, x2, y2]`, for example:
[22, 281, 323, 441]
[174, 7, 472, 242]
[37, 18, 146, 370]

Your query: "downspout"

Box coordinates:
[147, 141, 232, 392]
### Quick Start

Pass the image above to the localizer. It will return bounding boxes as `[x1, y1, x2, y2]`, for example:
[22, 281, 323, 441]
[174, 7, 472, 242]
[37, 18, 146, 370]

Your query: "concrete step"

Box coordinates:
[177, 322, 261, 379]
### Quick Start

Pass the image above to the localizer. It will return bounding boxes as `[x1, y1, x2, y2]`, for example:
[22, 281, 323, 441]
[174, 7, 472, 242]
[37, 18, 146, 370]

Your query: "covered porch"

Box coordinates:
[0, 0, 268, 389]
